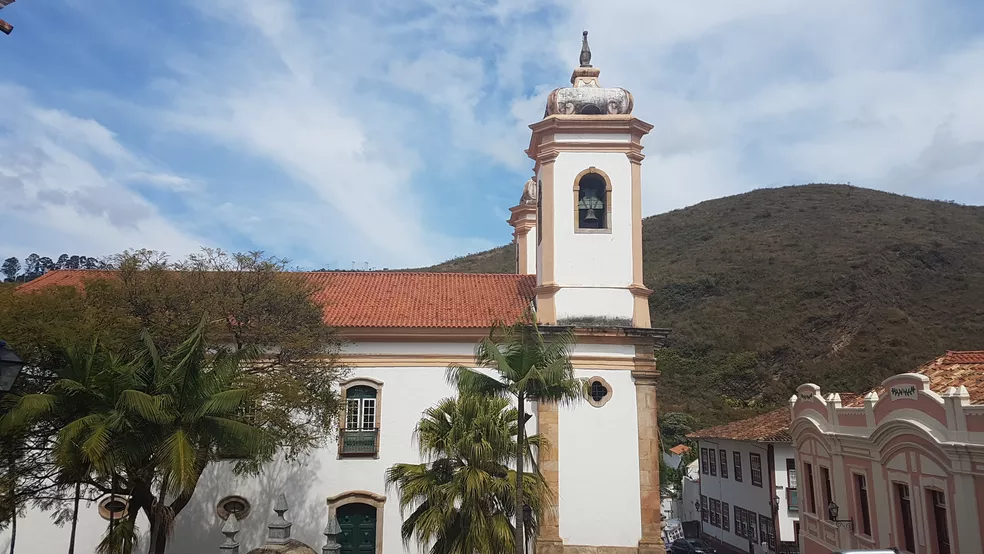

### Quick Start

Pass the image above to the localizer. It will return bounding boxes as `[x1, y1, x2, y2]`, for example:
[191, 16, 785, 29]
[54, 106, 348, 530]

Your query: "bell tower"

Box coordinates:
[527, 31, 654, 327]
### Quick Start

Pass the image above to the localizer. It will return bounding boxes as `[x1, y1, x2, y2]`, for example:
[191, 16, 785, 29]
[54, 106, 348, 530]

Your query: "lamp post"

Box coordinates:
[0, 340, 25, 395]
[827, 501, 854, 531]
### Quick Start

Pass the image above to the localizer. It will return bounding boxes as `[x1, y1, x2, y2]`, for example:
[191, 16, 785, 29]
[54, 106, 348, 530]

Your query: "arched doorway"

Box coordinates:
[337, 502, 377, 554]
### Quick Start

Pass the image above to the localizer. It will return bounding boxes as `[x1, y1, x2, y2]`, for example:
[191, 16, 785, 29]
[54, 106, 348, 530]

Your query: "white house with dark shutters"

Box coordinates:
[688, 408, 800, 553]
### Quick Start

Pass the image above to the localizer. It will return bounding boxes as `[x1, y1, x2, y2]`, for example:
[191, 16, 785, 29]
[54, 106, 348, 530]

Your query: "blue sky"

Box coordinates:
[2, 0, 983, 270]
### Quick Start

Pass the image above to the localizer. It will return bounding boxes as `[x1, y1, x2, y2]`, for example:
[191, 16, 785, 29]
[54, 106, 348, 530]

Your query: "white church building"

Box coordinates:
[4, 33, 670, 554]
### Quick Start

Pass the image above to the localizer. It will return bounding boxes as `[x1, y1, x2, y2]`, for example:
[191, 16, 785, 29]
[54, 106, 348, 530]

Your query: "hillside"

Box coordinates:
[423, 184, 984, 427]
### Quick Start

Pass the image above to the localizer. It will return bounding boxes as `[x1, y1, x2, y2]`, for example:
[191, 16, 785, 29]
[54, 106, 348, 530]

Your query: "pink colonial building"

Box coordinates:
[790, 351, 984, 554]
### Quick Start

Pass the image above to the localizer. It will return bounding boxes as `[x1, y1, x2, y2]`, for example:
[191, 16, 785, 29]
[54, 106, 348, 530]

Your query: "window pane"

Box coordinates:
[821, 467, 832, 519]
[805, 463, 816, 514]
[719, 449, 728, 479]
[856, 474, 871, 536]
[898, 483, 915, 552]
[346, 399, 360, 428]
[932, 489, 951, 554]
[750, 453, 763, 487]
[361, 398, 376, 429]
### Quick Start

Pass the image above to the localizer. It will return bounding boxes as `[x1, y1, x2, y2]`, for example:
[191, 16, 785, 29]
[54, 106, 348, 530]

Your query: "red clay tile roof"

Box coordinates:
[686, 408, 792, 443]
[839, 351, 984, 406]
[17, 270, 536, 329]
[668, 444, 691, 455]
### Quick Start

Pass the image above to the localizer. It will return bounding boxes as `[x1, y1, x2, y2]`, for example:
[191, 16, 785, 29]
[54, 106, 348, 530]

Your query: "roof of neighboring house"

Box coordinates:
[845, 351, 984, 406]
[686, 407, 792, 443]
[668, 444, 691, 456]
[17, 270, 537, 329]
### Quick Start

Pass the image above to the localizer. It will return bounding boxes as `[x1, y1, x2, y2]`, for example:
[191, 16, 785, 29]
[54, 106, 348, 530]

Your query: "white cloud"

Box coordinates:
[0, 85, 203, 261]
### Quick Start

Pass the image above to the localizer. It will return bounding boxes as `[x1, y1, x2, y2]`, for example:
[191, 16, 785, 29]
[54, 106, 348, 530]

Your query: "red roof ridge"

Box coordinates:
[16, 269, 535, 329]
[687, 407, 792, 443]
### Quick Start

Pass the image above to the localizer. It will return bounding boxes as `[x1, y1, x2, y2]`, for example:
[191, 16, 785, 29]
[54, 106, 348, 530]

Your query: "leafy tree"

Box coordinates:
[3, 316, 277, 554]
[385, 395, 548, 554]
[23, 253, 41, 280]
[0, 248, 346, 551]
[659, 412, 698, 450]
[2, 257, 19, 282]
[446, 319, 582, 554]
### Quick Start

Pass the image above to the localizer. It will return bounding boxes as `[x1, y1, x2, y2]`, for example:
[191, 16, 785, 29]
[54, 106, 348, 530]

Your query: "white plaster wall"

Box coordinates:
[698, 439, 773, 551]
[341, 341, 475, 355]
[571, 343, 635, 357]
[771, 443, 799, 542]
[558, 368, 642, 547]
[525, 226, 538, 276]
[0, 498, 152, 554]
[551, 151, 634, 288]
[554, 287, 634, 321]
[682, 472, 702, 523]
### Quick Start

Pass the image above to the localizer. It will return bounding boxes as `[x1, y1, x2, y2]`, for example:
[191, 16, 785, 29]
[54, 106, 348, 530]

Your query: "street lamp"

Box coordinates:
[0, 340, 25, 394]
[827, 501, 854, 531]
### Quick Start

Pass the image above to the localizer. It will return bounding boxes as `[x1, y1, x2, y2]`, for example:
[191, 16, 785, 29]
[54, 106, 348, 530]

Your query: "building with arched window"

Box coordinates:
[5, 32, 671, 554]
[791, 351, 984, 554]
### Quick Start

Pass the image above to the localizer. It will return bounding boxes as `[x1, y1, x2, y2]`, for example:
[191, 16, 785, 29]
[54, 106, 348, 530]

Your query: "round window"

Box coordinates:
[584, 376, 613, 407]
[216, 495, 252, 520]
[97, 495, 129, 521]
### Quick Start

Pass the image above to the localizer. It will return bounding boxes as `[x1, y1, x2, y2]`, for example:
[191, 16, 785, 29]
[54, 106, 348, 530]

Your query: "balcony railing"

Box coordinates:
[341, 429, 378, 456]
[786, 488, 798, 511]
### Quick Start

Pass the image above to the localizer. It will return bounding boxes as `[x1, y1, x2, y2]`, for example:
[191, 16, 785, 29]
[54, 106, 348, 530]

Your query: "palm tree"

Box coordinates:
[3, 315, 276, 554]
[0, 338, 131, 553]
[446, 319, 583, 554]
[385, 395, 548, 554]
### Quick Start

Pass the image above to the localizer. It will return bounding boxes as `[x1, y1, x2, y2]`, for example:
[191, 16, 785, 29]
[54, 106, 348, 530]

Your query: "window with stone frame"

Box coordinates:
[341, 385, 379, 456]
[709, 448, 717, 476]
[856, 473, 872, 537]
[805, 462, 817, 514]
[701, 448, 709, 475]
[701, 495, 708, 522]
[930, 489, 951, 554]
[710, 498, 721, 528]
[750, 452, 763, 487]
[719, 449, 728, 479]
[733, 451, 743, 482]
[897, 483, 915, 552]
[722, 502, 730, 532]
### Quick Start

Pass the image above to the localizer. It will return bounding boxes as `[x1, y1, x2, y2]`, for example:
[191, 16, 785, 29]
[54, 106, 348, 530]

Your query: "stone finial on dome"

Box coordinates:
[544, 31, 634, 117]
[579, 30, 592, 67]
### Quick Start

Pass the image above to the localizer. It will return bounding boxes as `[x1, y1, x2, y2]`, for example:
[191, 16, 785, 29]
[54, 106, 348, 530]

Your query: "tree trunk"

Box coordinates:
[8, 453, 15, 554]
[8, 506, 14, 554]
[68, 481, 80, 554]
[515, 394, 525, 554]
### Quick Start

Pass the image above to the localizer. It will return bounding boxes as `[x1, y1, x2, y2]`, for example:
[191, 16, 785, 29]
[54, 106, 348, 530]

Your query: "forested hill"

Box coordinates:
[422, 184, 984, 427]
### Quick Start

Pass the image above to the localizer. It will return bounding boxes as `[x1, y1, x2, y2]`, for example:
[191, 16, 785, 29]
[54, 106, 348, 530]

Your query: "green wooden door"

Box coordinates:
[337, 503, 377, 554]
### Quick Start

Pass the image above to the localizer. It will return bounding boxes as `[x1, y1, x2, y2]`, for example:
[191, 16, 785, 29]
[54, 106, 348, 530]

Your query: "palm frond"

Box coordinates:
[117, 390, 174, 424]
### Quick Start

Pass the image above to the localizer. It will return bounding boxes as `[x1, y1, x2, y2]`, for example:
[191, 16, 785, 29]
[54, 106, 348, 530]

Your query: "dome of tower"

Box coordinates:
[544, 31, 634, 117]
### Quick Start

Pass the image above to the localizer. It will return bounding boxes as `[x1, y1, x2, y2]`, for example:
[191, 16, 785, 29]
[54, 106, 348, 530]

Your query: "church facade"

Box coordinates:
[4, 33, 668, 554]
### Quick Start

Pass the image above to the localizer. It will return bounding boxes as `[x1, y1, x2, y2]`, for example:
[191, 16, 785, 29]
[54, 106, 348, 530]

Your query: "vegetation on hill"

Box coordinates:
[423, 184, 984, 427]
[2, 253, 109, 282]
